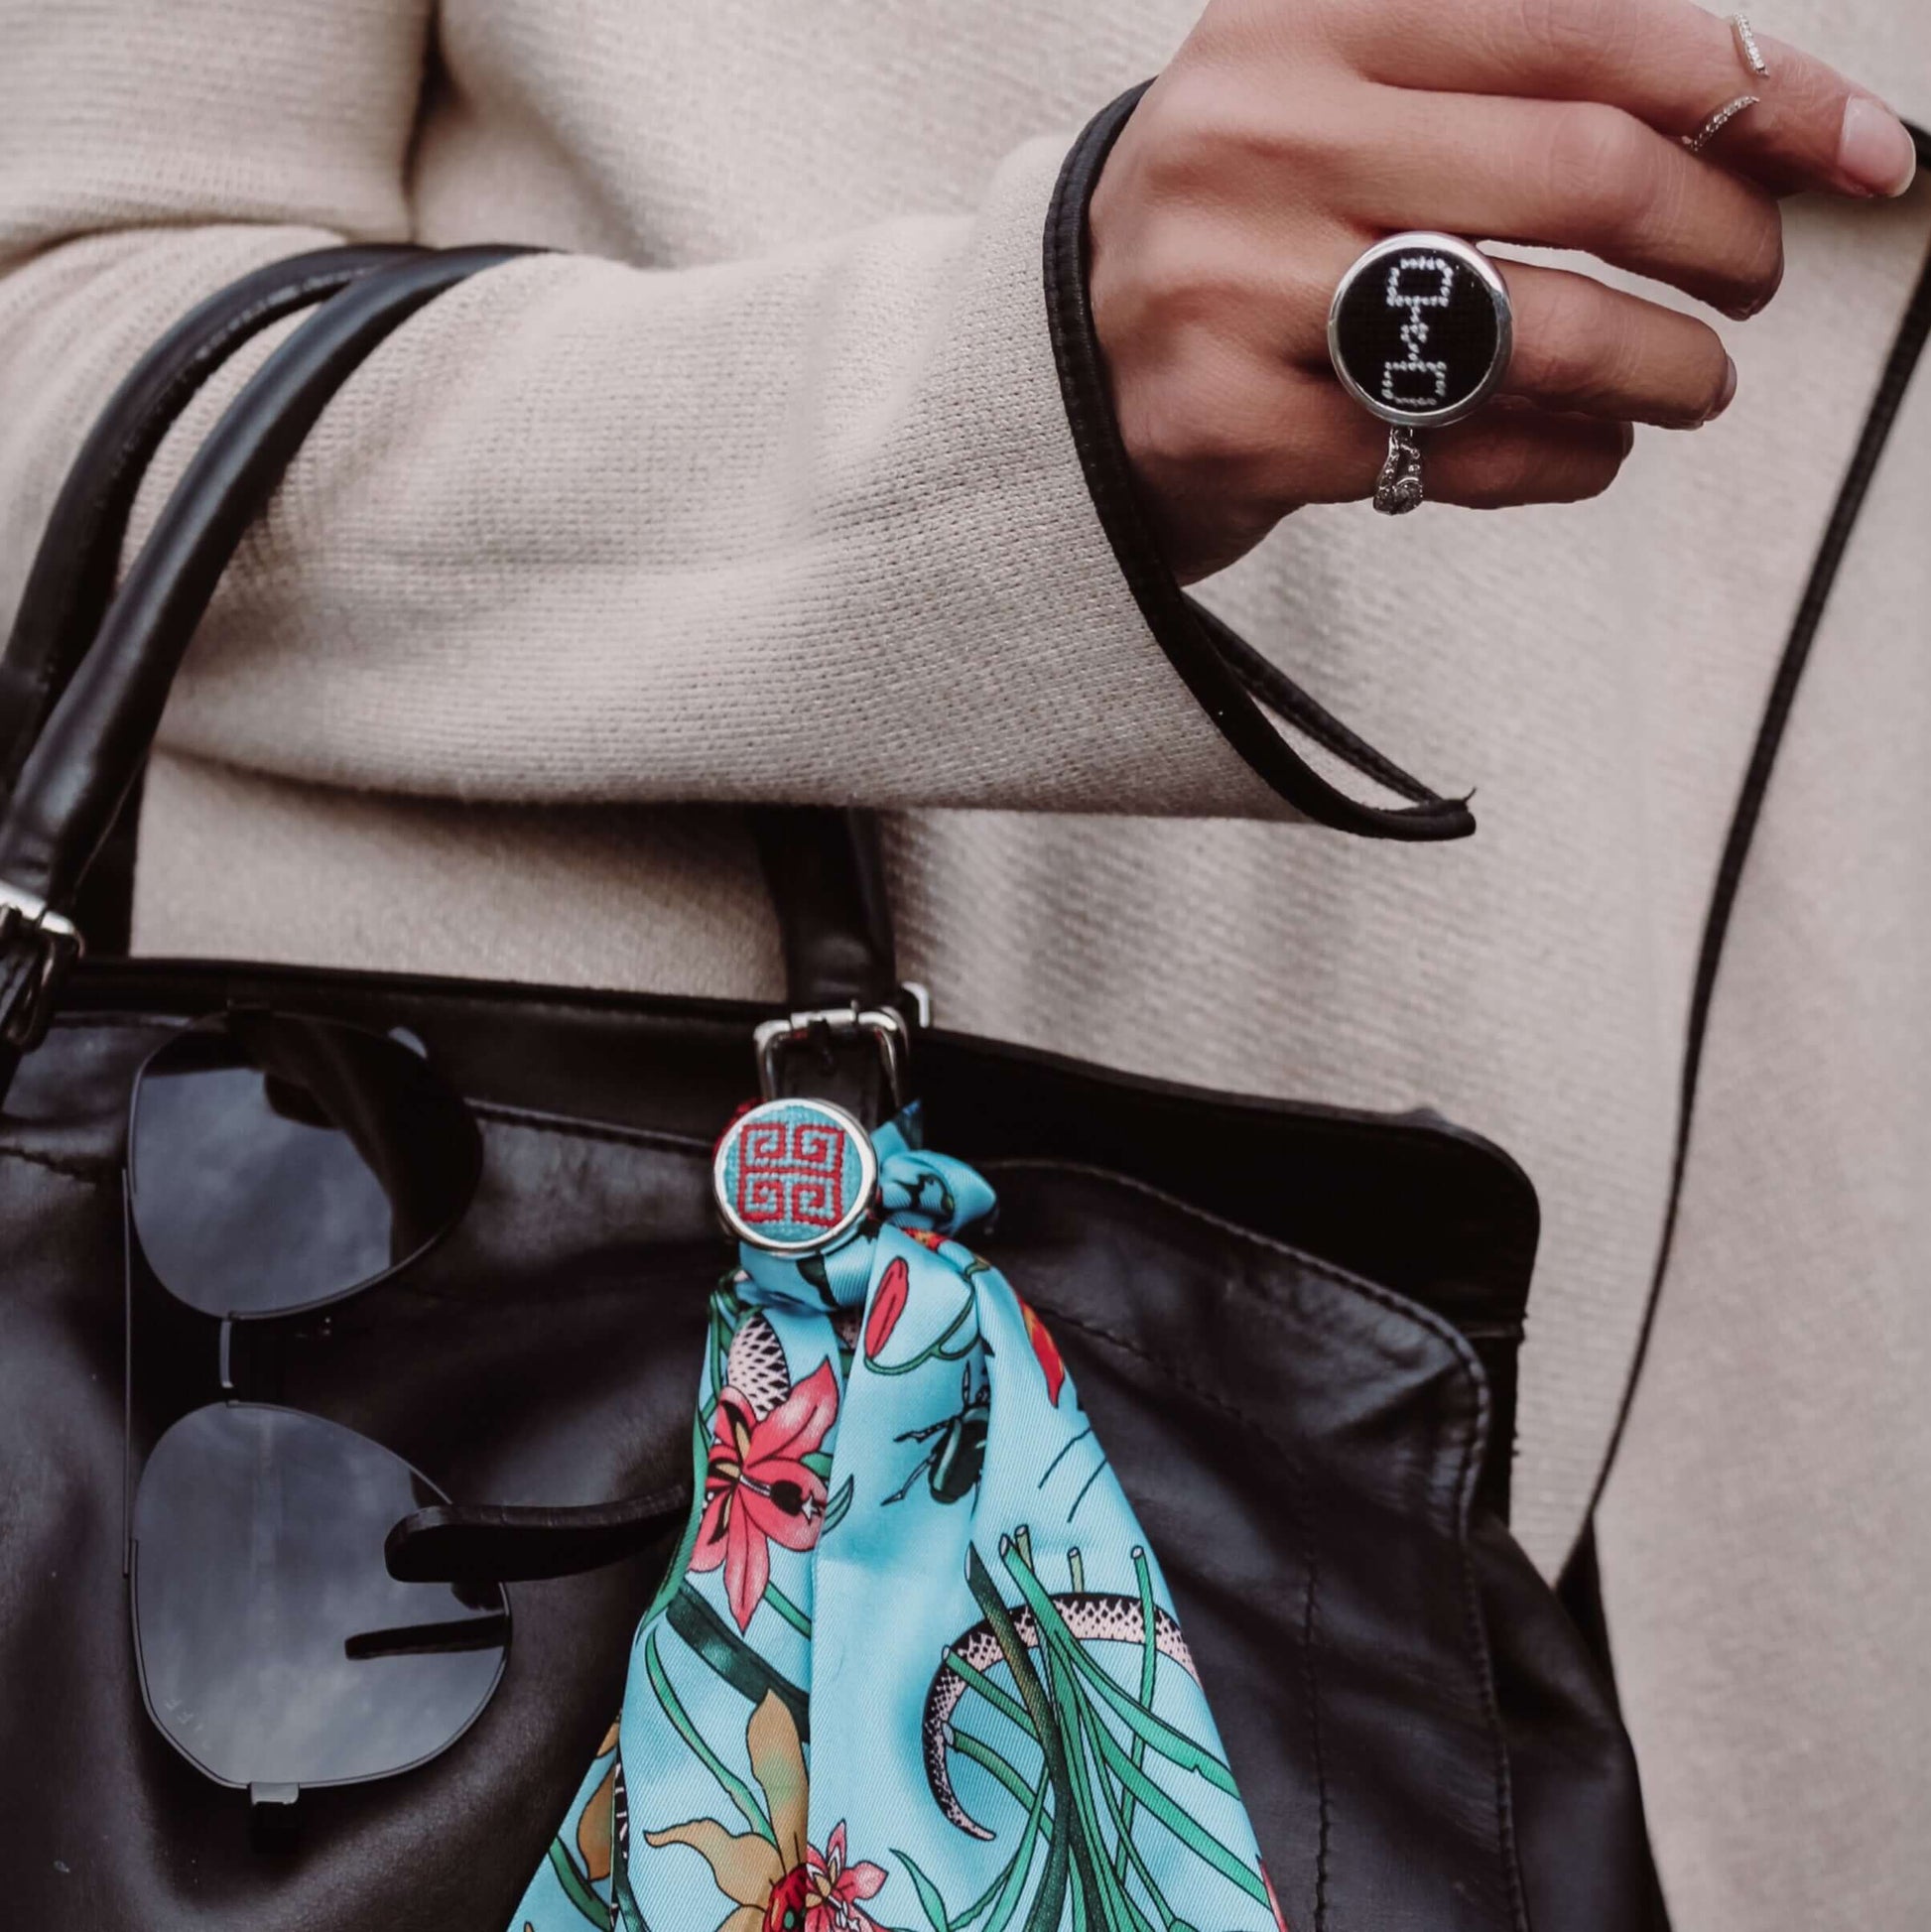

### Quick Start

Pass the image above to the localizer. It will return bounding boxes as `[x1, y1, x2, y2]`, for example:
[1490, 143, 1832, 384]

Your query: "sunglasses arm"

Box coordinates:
[385, 1484, 693, 1585]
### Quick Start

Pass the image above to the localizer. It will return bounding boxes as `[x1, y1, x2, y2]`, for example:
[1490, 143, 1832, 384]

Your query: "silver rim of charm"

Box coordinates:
[712, 1095, 880, 1255]
[1327, 232, 1513, 517]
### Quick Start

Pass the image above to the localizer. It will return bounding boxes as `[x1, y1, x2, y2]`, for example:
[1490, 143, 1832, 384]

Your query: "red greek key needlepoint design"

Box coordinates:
[737, 1118, 847, 1230]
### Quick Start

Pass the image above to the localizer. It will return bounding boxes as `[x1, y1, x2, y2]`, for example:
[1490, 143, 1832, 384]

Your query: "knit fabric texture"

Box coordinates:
[1, 3, 1929, 1924]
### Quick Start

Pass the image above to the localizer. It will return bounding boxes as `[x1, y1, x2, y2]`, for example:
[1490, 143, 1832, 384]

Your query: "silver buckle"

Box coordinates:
[753, 1001, 915, 1109]
[0, 879, 83, 1051]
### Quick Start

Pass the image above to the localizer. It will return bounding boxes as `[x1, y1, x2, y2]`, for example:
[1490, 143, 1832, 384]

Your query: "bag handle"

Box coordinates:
[0, 249, 523, 1049]
[0, 244, 417, 806]
[0, 245, 425, 951]
[0, 245, 903, 1068]
[0, 243, 901, 1013]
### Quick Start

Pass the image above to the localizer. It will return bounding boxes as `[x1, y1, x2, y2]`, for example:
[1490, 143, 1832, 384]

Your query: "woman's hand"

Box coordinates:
[1090, 0, 1919, 580]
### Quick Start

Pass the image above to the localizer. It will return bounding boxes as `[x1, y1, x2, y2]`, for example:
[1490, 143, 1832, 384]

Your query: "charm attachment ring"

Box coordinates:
[1328, 232, 1514, 517]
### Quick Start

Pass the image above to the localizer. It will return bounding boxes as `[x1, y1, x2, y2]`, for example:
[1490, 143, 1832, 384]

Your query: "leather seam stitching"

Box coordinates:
[1440, 1297, 1527, 1930]
[985, 1156, 1482, 1378]
[468, 1101, 709, 1156]
[1303, 1556, 1333, 1932]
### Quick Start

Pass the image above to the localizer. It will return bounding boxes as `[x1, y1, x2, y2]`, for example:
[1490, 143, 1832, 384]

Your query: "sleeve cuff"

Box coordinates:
[1043, 83, 1477, 842]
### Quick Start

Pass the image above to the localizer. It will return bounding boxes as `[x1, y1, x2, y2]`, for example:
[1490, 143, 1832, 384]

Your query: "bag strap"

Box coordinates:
[1570, 157, 1931, 1569]
[0, 250, 524, 1054]
[1046, 86, 1479, 841]
[0, 245, 418, 806]
[749, 804, 899, 1006]
[0, 245, 424, 950]
[0, 245, 901, 1074]
[0, 248, 518, 913]
[0, 243, 900, 1011]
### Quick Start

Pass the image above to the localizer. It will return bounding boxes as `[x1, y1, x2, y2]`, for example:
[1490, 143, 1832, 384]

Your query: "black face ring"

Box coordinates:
[1328, 232, 1514, 432]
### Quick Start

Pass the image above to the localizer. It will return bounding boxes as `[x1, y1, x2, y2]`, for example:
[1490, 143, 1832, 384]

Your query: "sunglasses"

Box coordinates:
[122, 1010, 685, 1830]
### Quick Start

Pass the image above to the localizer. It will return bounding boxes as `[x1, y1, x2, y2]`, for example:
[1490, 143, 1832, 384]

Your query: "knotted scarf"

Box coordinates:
[510, 1104, 1284, 1932]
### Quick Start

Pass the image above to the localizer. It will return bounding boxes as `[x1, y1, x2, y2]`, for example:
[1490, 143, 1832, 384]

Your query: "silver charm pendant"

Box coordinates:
[1328, 232, 1513, 517]
[1374, 427, 1426, 517]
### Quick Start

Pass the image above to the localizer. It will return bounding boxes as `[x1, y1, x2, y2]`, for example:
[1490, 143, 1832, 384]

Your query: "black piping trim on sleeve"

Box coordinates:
[1192, 602, 1446, 810]
[1043, 84, 1476, 841]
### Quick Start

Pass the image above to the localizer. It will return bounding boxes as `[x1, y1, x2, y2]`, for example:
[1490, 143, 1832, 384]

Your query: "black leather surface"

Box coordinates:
[49, 950, 1540, 1518]
[0, 966, 1657, 1931]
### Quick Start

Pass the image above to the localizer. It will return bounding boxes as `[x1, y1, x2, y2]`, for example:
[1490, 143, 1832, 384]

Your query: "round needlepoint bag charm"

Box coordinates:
[713, 1096, 879, 1254]
[1328, 231, 1513, 516]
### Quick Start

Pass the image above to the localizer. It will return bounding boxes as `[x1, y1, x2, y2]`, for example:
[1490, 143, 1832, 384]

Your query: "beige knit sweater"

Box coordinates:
[2, 3, 1928, 1923]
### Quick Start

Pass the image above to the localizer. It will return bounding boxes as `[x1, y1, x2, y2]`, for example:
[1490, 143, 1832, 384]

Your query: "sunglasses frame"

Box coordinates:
[120, 1008, 504, 1814]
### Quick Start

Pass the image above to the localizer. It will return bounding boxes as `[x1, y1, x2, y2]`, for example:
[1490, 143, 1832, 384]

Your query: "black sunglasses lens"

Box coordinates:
[131, 1405, 507, 1790]
[129, 1012, 480, 1318]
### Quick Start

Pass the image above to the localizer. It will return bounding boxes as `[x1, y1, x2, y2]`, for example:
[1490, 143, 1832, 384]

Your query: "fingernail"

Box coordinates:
[1838, 97, 1918, 197]
[1714, 356, 1738, 420]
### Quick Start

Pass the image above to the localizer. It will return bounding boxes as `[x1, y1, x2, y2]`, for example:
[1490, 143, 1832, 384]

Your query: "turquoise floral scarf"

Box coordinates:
[509, 1101, 1285, 1932]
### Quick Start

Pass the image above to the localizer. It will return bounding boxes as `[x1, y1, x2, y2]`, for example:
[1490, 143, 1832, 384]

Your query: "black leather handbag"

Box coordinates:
[0, 245, 1670, 1932]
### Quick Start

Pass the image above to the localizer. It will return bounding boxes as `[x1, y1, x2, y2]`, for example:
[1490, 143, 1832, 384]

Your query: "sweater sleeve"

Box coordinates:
[0, 0, 1466, 832]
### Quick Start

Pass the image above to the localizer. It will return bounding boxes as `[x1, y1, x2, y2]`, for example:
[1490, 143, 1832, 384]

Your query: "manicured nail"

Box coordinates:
[1709, 357, 1738, 422]
[1838, 97, 1917, 197]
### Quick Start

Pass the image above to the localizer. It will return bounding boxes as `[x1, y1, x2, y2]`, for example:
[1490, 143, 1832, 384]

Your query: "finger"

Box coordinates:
[1432, 403, 1636, 508]
[1336, 0, 1917, 200]
[1330, 88, 1783, 317]
[1494, 260, 1735, 426]
[1275, 377, 1632, 508]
